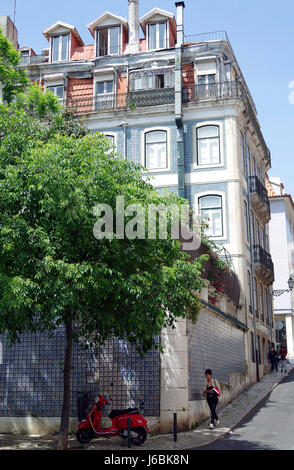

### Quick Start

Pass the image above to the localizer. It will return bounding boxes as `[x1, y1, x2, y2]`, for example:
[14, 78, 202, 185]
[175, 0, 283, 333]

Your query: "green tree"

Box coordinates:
[0, 128, 206, 449]
[0, 28, 28, 103]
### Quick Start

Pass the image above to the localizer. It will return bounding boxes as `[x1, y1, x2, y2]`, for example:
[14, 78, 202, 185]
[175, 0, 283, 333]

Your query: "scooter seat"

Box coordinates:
[108, 408, 139, 419]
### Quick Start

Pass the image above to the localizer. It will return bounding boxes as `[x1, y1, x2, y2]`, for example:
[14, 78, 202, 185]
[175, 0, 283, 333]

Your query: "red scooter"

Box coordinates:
[76, 394, 149, 445]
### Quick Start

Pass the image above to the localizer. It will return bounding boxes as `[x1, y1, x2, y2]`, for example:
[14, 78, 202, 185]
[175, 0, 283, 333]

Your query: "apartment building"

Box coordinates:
[267, 177, 294, 362]
[0, 1, 276, 433]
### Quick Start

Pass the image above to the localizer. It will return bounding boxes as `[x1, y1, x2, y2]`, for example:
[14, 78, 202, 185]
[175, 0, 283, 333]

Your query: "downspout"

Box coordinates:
[175, 2, 185, 199]
[244, 127, 260, 382]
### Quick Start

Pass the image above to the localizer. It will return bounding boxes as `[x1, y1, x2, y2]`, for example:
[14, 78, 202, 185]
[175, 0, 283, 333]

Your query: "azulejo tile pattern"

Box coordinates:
[0, 331, 160, 417]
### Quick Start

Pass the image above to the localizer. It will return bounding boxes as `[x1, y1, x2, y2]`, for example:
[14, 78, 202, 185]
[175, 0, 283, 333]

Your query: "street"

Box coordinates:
[197, 368, 294, 450]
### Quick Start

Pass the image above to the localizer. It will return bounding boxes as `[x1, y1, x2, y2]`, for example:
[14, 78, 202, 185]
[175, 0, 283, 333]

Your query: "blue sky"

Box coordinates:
[2, 0, 294, 195]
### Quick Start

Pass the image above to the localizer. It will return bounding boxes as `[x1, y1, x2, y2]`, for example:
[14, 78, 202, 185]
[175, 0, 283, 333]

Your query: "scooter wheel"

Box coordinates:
[76, 428, 94, 444]
[130, 426, 147, 446]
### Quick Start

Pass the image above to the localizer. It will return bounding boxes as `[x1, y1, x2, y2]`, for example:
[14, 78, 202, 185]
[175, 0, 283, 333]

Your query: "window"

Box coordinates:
[199, 195, 223, 237]
[145, 130, 168, 170]
[148, 22, 167, 50]
[244, 201, 249, 243]
[51, 34, 69, 62]
[253, 277, 258, 317]
[96, 26, 120, 56]
[196, 125, 220, 165]
[257, 335, 261, 364]
[247, 270, 252, 312]
[251, 332, 255, 363]
[104, 134, 115, 153]
[131, 71, 174, 91]
[96, 81, 114, 110]
[47, 85, 64, 102]
[197, 74, 216, 99]
[251, 210, 255, 244]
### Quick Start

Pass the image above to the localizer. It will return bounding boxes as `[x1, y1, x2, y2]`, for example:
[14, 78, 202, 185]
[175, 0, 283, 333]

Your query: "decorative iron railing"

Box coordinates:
[184, 31, 229, 44]
[249, 176, 270, 208]
[66, 88, 175, 114]
[182, 80, 242, 102]
[253, 245, 274, 276]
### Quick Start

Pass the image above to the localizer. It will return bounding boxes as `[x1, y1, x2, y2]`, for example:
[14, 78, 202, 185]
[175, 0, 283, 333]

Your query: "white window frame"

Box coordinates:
[50, 34, 70, 62]
[141, 127, 171, 173]
[102, 132, 117, 153]
[195, 191, 227, 240]
[147, 21, 169, 51]
[193, 121, 224, 169]
[46, 84, 64, 103]
[95, 25, 122, 57]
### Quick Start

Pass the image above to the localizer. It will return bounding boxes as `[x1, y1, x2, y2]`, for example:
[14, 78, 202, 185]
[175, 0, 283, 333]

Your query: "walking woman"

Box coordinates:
[203, 369, 221, 429]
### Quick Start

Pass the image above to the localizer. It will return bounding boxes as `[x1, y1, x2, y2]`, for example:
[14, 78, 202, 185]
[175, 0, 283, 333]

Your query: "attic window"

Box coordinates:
[96, 26, 120, 57]
[148, 22, 168, 50]
[51, 34, 69, 62]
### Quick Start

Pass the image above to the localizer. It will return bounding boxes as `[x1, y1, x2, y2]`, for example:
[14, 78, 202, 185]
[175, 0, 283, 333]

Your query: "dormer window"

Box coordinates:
[148, 22, 167, 50]
[51, 34, 69, 62]
[96, 26, 120, 56]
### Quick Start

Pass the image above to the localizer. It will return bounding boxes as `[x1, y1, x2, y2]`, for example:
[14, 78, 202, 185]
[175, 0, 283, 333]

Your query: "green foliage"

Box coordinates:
[0, 130, 206, 356]
[0, 28, 28, 103]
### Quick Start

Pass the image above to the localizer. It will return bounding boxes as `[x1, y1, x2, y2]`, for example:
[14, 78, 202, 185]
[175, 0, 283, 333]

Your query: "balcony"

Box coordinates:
[249, 176, 270, 224]
[19, 54, 49, 66]
[66, 88, 175, 114]
[182, 80, 242, 103]
[182, 81, 271, 169]
[253, 245, 274, 286]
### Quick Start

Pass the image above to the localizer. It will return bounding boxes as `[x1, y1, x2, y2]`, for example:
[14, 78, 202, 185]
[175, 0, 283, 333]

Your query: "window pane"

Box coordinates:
[159, 22, 167, 48]
[148, 24, 157, 49]
[145, 131, 167, 169]
[197, 125, 219, 139]
[56, 86, 64, 98]
[146, 142, 167, 169]
[109, 27, 119, 54]
[199, 195, 221, 209]
[97, 82, 105, 94]
[98, 29, 108, 56]
[198, 138, 219, 164]
[52, 36, 59, 62]
[146, 131, 166, 144]
[106, 81, 113, 93]
[61, 35, 68, 60]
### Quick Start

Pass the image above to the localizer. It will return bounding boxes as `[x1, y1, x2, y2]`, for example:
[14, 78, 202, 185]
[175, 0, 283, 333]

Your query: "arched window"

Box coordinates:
[199, 195, 223, 237]
[144, 130, 167, 170]
[196, 125, 220, 165]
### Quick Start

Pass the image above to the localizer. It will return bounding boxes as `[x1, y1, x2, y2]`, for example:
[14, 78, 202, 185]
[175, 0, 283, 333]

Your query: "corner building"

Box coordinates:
[6, 1, 275, 432]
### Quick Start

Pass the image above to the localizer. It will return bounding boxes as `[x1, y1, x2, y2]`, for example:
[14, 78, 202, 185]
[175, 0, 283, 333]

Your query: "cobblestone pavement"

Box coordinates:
[0, 368, 292, 451]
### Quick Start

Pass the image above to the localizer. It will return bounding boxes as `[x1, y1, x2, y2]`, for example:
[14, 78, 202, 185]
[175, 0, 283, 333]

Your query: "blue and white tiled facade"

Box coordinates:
[0, 331, 160, 418]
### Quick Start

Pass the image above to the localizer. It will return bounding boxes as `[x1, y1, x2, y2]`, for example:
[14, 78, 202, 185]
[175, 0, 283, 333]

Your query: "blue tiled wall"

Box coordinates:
[0, 331, 160, 417]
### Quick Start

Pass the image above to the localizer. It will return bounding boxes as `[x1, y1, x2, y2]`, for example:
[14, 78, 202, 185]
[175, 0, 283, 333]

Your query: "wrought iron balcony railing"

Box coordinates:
[66, 88, 175, 114]
[253, 245, 274, 285]
[182, 81, 242, 102]
[249, 176, 270, 208]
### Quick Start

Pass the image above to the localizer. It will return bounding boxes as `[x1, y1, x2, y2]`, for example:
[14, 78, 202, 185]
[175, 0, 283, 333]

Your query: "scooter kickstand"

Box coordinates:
[121, 437, 127, 447]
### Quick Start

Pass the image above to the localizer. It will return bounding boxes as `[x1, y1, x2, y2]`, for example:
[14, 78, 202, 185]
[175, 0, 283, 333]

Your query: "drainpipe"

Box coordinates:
[244, 127, 260, 382]
[175, 2, 185, 199]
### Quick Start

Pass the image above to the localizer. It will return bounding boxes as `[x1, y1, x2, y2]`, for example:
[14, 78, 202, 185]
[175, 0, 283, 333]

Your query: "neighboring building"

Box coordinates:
[0, 15, 18, 49]
[267, 176, 294, 362]
[0, 0, 275, 434]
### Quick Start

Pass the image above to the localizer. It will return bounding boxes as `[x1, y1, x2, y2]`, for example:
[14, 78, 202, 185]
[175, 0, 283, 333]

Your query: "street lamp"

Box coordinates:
[273, 274, 294, 297]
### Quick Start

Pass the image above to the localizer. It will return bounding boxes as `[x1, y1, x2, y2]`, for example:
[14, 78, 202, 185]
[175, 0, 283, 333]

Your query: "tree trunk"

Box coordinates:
[59, 317, 73, 450]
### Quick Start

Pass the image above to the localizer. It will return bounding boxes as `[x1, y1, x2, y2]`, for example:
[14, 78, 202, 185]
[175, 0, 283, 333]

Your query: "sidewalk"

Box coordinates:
[0, 368, 292, 450]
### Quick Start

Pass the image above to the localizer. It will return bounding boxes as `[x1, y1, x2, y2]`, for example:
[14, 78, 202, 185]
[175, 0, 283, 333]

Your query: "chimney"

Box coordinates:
[127, 0, 139, 53]
[175, 2, 185, 47]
